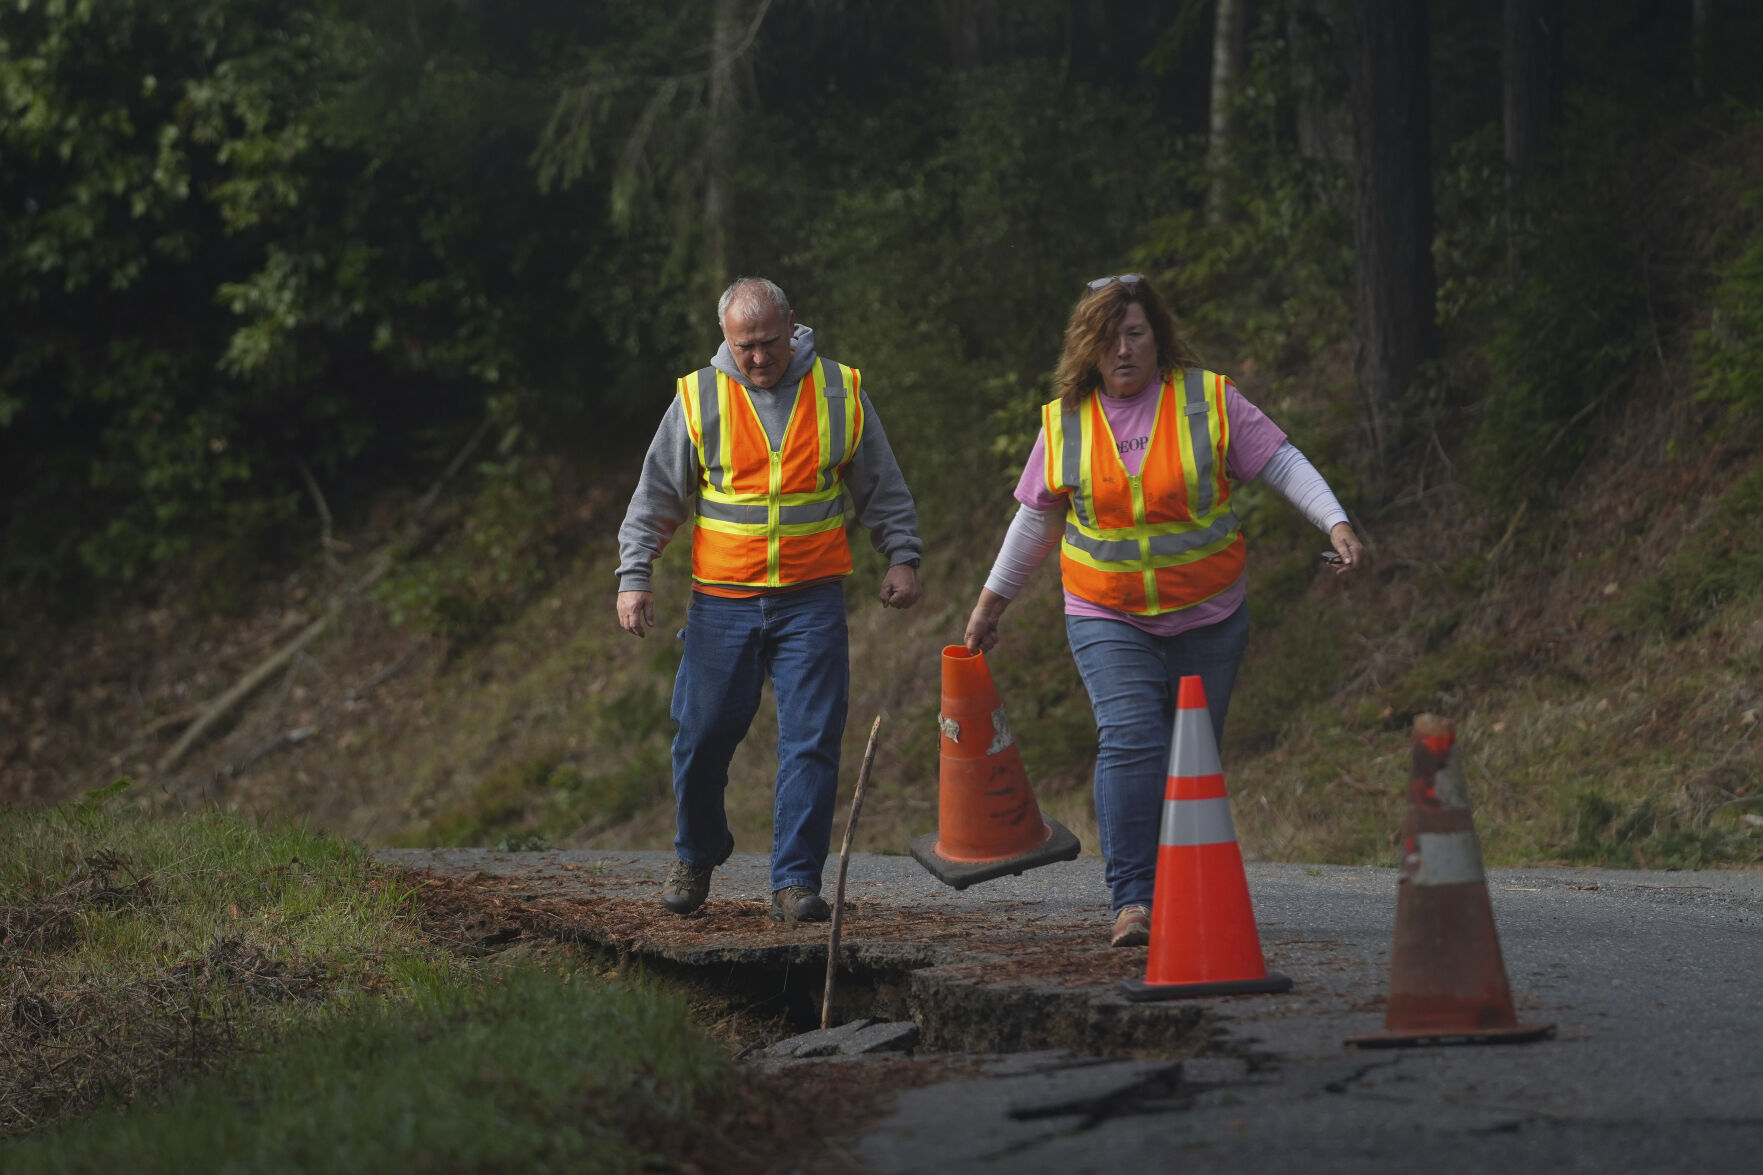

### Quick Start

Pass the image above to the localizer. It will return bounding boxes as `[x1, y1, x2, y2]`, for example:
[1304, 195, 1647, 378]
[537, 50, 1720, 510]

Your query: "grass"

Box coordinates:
[402, 739, 669, 851]
[1227, 592, 1763, 869]
[0, 796, 753, 1171]
[1621, 464, 1763, 638]
[5, 968, 743, 1174]
[0, 786, 462, 1135]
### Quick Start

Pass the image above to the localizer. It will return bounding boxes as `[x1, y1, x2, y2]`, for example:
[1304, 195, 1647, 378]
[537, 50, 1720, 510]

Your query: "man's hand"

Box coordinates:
[617, 590, 656, 638]
[879, 562, 922, 609]
[964, 588, 1009, 652]
[1327, 522, 1366, 576]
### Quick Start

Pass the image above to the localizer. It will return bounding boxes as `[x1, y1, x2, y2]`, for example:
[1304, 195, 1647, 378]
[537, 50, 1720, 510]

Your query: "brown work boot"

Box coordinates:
[770, 885, 831, 923]
[660, 835, 733, 916]
[1111, 905, 1152, 948]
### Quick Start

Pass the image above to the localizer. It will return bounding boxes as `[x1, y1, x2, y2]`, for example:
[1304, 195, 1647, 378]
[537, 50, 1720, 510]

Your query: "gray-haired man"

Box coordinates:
[615, 277, 923, 922]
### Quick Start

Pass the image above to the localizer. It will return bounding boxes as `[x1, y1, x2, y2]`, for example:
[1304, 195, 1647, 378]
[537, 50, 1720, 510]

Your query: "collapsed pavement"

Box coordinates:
[381, 847, 1763, 1173]
[379, 846, 1229, 1060]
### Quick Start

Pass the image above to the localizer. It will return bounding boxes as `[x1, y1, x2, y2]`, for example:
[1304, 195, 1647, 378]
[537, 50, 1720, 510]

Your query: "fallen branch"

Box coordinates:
[132, 707, 201, 742]
[1486, 499, 1529, 564]
[153, 419, 490, 776]
[822, 713, 882, 1031]
[343, 641, 428, 703]
[298, 459, 348, 565]
[227, 641, 428, 779]
[414, 417, 492, 517]
[158, 608, 337, 773]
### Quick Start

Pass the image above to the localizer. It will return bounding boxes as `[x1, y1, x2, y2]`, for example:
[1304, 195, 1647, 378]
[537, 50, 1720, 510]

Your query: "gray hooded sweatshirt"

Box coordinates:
[615, 323, 923, 593]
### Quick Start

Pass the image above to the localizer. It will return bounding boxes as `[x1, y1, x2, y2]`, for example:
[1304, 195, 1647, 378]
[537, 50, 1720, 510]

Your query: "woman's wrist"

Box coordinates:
[973, 588, 1010, 619]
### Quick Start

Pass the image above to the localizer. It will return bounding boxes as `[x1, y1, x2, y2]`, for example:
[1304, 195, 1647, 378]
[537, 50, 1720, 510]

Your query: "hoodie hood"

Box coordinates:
[710, 323, 818, 394]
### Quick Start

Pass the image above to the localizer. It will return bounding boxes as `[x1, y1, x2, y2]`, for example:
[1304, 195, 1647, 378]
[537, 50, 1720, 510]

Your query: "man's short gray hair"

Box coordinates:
[718, 277, 791, 326]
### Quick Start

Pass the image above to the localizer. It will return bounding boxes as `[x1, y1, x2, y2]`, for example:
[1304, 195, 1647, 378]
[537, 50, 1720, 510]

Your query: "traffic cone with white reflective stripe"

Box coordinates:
[910, 645, 1081, 889]
[1347, 715, 1553, 1047]
[1120, 676, 1291, 1001]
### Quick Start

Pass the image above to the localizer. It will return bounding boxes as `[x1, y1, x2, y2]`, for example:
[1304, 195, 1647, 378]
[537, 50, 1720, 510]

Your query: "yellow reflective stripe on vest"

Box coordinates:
[1045, 398, 1095, 530]
[815, 357, 853, 492]
[1171, 369, 1203, 522]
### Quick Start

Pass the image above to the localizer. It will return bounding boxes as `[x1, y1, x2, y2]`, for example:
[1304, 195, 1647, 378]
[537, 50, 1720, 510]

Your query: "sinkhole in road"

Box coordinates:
[413, 861, 1229, 1060]
[566, 935, 1221, 1059]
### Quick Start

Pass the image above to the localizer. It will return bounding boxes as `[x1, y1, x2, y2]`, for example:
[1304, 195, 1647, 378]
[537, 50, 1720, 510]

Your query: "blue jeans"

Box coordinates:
[1065, 603, 1251, 913]
[670, 583, 849, 893]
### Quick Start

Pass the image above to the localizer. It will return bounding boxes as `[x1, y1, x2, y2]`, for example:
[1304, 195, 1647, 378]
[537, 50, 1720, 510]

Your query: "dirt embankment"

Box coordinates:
[2, 367, 1759, 869]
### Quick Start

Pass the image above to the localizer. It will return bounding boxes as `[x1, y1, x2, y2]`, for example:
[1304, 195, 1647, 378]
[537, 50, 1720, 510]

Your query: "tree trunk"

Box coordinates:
[705, 0, 740, 292]
[1289, 0, 1352, 166]
[1347, 0, 1437, 496]
[1207, 0, 1246, 224]
[1502, 0, 1563, 188]
[1692, 0, 1710, 101]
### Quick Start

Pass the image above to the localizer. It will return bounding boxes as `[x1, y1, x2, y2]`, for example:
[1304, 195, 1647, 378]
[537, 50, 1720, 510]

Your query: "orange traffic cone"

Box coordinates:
[1120, 675, 1291, 1001]
[1347, 715, 1554, 1047]
[910, 645, 1080, 889]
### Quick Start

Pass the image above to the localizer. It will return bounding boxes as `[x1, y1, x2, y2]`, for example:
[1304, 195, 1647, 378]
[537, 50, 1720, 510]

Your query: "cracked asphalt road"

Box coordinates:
[852, 859, 1763, 1174]
[380, 847, 1762, 1171]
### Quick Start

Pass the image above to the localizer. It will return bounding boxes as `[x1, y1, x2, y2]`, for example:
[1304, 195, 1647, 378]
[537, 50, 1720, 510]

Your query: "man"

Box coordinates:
[615, 277, 923, 922]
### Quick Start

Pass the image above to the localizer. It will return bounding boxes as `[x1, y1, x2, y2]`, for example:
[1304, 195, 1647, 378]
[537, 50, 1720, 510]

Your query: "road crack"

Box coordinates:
[1323, 1054, 1403, 1094]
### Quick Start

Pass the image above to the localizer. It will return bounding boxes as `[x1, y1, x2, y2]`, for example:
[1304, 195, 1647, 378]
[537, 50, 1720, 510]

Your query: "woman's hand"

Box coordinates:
[1327, 522, 1365, 575]
[964, 588, 1010, 652]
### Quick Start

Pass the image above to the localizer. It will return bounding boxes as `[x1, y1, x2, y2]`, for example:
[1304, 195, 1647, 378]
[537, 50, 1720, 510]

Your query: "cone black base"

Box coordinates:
[1118, 972, 1293, 1002]
[1347, 1021, 1554, 1048]
[908, 821, 1081, 890]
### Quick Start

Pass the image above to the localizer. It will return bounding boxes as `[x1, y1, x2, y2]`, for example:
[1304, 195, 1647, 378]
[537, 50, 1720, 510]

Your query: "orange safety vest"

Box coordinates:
[1042, 369, 1246, 615]
[678, 360, 863, 589]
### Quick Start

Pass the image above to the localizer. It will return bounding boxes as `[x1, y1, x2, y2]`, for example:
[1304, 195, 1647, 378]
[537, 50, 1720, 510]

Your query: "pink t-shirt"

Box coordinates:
[1013, 375, 1287, 636]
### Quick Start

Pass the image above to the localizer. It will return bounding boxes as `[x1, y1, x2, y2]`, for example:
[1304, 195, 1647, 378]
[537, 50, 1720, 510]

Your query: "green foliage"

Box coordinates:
[1147, 151, 1353, 362]
[0, 803, 428, 973]
[0, 802, 464, 1134]
[1563, 788, 1762, 868]
[4, 950, 735, 1172]
[376, 452, 568, 648]
[773, 61, 1175, 501]
[64, 775, 138, 817]
[1695, 125, 1763, 415]
[1435, 123, 1648, 512]
[1228, 591, 1349, 755]
[0, 793, 741, 1166]
[415, 735, 670, 850]
[0, 0, 675, 597]
[419, 751, 559, 848]
[1696, 232, 1763, 413]
[2, 0, 362, 586]
[1139, 14, 1356, 381]
[1621, 465, 1763, 637]
[1365, 639, 1520, 731]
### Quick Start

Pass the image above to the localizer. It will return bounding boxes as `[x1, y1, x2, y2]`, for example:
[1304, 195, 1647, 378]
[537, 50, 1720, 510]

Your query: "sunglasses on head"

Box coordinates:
[1086, 273, 1142, 290]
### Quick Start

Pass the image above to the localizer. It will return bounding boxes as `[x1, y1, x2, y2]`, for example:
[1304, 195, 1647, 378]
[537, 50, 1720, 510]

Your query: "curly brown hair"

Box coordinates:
[1052, 276, 1202, 413]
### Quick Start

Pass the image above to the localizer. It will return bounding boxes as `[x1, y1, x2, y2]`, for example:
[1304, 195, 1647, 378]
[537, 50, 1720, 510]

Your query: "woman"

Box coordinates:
[963, 274, 1363, 948]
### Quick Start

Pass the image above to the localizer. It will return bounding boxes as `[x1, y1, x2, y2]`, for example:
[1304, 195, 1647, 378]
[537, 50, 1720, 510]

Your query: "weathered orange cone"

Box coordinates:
[909, 645, 1080, 889]
[1120, 676, 1291, 1001]
[1348, 715, 1554, 1047]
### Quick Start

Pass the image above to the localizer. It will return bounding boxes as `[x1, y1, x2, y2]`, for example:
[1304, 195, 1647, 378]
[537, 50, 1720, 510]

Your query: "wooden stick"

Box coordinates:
[153, 418, 488, 777]
[822, 714, 882, 1031]
[157, 606, 338, 774]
